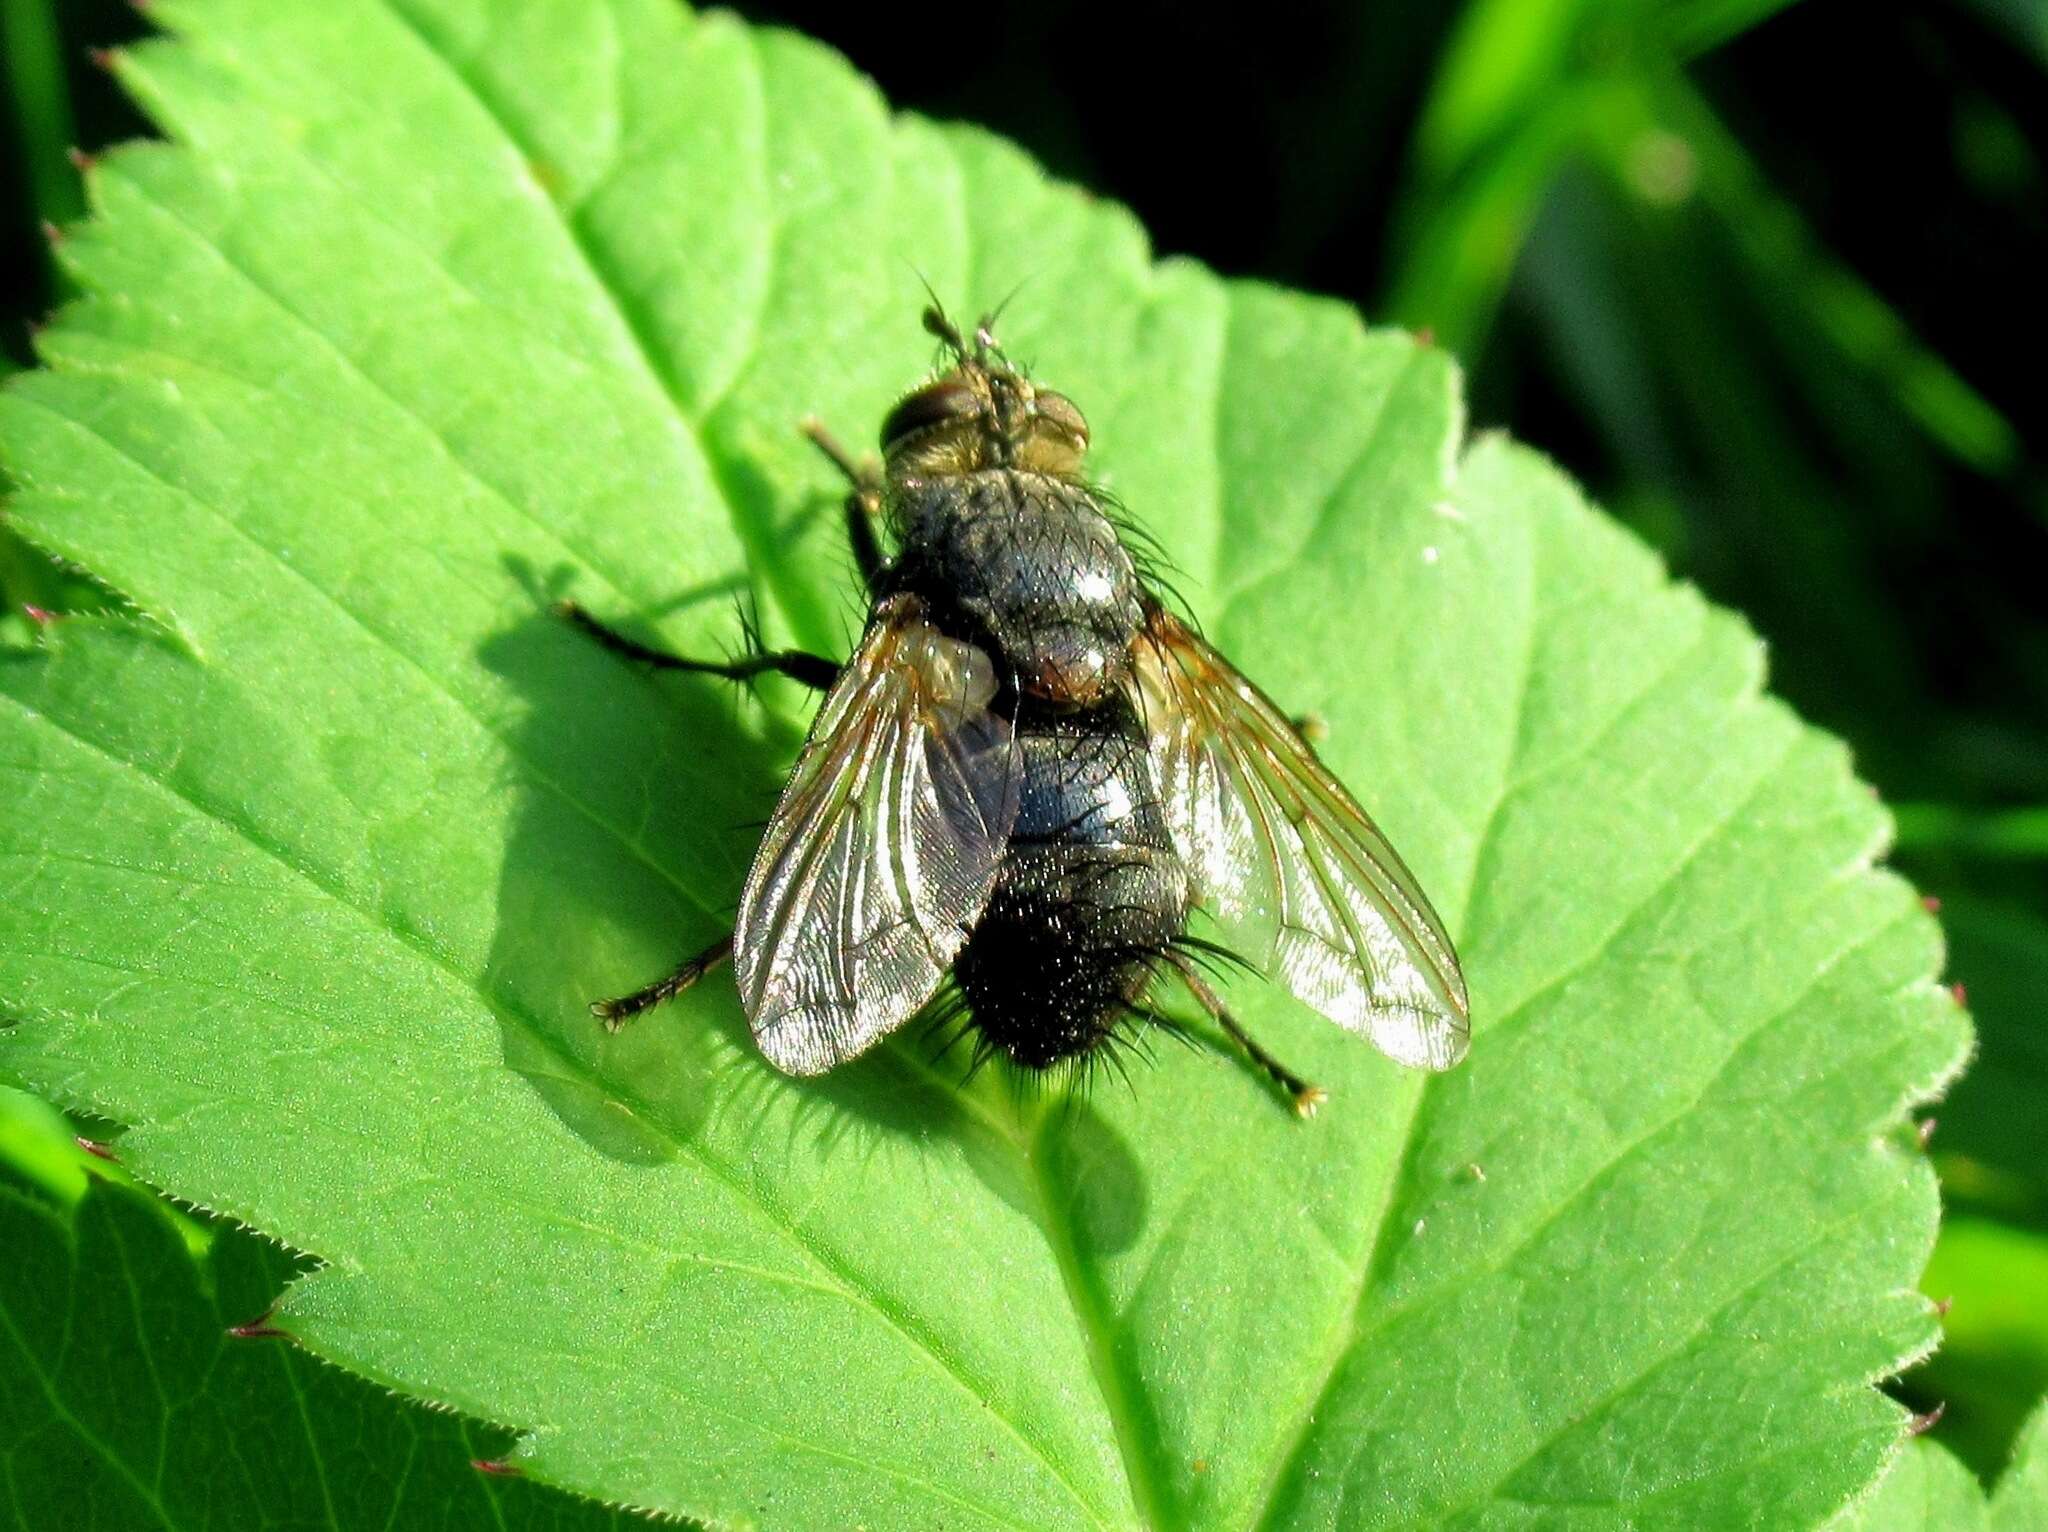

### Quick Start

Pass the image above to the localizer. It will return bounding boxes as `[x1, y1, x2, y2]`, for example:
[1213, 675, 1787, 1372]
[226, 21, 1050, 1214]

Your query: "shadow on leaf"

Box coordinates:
[473, 556, 1148, 1256]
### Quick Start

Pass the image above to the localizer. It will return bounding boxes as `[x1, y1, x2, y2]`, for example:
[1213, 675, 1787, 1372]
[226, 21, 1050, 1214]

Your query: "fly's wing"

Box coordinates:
[1133, 606, 1470, 1070]
[735, 596, 1021, 1075]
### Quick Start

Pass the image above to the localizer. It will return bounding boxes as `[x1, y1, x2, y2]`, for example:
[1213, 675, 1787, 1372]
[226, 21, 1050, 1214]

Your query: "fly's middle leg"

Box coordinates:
[593, 933, 735, 1032]
[556, 602, 837, 691]
[802, 416, 886, 594]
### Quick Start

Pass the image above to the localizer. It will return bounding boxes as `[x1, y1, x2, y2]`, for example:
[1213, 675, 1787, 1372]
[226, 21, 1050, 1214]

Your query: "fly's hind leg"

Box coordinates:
[802, 416, 887, 594]
[555, 602, 837, 690]
[593, 933, 735, 1032]
[1167, 953, 1328, 1119]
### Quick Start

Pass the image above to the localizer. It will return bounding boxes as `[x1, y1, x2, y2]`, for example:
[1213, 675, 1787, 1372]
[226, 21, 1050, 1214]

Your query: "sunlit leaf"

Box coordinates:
[0, 1, 1967, 1526]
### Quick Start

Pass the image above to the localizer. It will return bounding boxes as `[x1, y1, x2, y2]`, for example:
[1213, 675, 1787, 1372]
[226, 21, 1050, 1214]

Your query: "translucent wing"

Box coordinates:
[1133, 606, 1470, 1069]
[735, 596, 1021, 1074]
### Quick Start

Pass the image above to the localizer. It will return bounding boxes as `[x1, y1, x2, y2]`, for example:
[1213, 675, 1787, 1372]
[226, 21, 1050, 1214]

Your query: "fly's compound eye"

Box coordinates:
[880, 379, 982, 454]
[1031, 391, 1090, 453]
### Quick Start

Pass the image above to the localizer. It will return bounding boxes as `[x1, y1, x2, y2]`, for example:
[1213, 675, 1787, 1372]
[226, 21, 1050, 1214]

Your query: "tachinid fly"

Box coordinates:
[562, 306, 1469, 1115]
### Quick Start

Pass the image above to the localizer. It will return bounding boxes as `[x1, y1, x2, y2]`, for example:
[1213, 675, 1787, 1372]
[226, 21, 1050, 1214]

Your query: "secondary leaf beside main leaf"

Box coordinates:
[1835, 1399, 2048, 1532]
[0, 1173, 637, 1530]
[0, 1, 1968, 1528]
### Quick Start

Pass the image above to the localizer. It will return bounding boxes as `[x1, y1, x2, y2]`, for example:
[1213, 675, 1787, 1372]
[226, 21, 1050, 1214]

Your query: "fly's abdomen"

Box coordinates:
[952, 708, 1191, 1069]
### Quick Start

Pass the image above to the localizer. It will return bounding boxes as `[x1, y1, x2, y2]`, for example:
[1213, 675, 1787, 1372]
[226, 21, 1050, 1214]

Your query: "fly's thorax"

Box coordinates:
[886, 468, 1145, 707]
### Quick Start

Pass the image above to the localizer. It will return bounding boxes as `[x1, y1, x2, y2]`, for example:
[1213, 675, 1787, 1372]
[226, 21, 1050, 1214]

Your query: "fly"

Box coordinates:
[560, 306, 1470, 1115]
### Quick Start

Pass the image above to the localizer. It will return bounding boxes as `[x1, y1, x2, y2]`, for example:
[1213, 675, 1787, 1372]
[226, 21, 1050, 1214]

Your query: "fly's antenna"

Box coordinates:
[908, 262, 942, 312]
[921, 302, 971, 363]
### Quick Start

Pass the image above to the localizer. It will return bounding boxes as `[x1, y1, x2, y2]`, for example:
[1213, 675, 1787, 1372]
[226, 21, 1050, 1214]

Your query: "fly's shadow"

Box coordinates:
[475, 553, 1146, 1254]
[478, 554, 768, 1161]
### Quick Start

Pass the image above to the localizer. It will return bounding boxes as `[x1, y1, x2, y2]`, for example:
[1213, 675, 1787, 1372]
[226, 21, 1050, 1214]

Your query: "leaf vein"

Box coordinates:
[0, 683, 1114, 1532]
[0, 1211, 181, 1532]
[1424, 1190, 1904, 1521]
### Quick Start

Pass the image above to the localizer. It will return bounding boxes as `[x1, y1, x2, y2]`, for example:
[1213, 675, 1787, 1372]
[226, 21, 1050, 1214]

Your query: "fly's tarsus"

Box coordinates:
[802, 417, 887, 589]
[593, 934, 736, 1032]
[801, 416, 881, 494]
[557, 600, 838, 691]
[1167, 952, 1326, 1120]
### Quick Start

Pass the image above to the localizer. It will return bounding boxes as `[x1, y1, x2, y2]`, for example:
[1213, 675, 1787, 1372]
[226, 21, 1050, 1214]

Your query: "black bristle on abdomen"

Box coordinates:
[951, 843, 1185, 1071]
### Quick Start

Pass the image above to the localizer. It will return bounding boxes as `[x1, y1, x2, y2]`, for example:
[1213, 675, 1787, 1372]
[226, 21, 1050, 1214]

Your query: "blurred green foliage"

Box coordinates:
[4, 0, 2043, 1498]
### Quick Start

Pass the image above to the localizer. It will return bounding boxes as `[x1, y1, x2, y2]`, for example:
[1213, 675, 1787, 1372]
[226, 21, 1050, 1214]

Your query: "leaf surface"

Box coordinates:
[0, 1, 1968, 1527]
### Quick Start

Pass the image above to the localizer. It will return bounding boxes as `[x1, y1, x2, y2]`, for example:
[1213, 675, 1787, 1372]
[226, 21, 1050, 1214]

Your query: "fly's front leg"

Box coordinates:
[802, 416, 887, 594]
[555, 601, 837, 691]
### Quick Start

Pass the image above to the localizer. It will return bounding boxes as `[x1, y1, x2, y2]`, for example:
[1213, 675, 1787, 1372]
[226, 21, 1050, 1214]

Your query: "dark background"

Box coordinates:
[5, 0, 2045, 1486]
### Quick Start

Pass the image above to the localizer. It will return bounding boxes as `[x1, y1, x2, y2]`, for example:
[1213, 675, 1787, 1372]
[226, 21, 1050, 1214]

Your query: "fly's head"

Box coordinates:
[878, 306, 1091, 482]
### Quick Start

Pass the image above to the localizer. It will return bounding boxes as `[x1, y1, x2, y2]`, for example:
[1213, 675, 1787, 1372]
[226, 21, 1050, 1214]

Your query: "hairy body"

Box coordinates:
[883, 465, 1189, 1069]
[566, 305, 1469, 1117]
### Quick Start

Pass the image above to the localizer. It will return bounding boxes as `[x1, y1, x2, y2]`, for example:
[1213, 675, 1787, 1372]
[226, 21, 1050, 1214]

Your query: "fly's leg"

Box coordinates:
[1168, 954, 1328, 1119]
[593, 933, 735, 1032]
[556, 602, 837, 691]
[802, 416, 887, 594]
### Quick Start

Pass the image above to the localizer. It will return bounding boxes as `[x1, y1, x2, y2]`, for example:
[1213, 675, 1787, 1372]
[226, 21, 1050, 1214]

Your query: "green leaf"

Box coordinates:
[1835, 1398, 2048, 1532]
[0, 1079, 197, 1236]
[0, 1, 1967, 1527]
[1921, 890, 2048, 1189]
[1997, 1400, 2048, 1532]
[0, 1170, 637, 1528]
[0, 0, 85, 276]
[1835, 1437, 1993, 1532]
[1914, 1216, 2048, 1480]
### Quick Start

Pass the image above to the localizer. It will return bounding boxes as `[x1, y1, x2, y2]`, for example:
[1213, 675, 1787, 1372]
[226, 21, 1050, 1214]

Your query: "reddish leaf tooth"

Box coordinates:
[227, 1309, 291, 1341]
